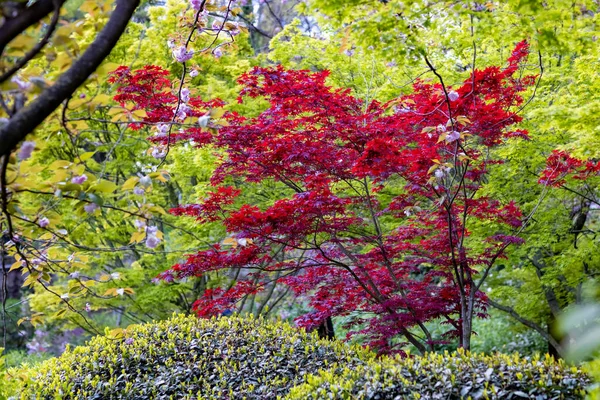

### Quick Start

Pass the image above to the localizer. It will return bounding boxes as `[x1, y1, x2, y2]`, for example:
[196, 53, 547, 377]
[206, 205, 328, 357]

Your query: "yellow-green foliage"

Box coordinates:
[19, 315, 373, 399]
[16, 315, 590, 399]
[287, 349, 589, 400]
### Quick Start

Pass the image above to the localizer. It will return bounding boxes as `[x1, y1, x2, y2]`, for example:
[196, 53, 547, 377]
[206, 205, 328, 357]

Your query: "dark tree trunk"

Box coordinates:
[0, 255, 22, 301]
[316, 316, 335, 339]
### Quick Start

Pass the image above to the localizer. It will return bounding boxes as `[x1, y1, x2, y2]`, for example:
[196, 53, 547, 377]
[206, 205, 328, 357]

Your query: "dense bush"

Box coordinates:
[19, 315, 589, 399]
[20, 315, 371, 399]
[286, 350, 589, 400]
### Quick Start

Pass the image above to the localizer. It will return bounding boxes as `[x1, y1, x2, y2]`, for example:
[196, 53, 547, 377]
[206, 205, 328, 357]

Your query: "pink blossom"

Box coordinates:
[181, 88, 190, 103]
[134, 219, 146, 230]
[213, 48, 223, 58]
[11, 76, 31, 90]
[446, 130, 461, 142]
[174, 103, 190, 120]
[71, 175, 88, 185]
[189, 69, 199, 78]
[190, 0, 202, 10]
[18, 141, 35, 160]
[152, 147, 167, 159]
[84, 203, 99, 214]
[133, 186, 145, 195]
[173, 46, 194, 63]
[448, 90, 459, 102]
[155, 123, 169, 137]
[38, 217, 50, 228]
[145, 235, 161, 249]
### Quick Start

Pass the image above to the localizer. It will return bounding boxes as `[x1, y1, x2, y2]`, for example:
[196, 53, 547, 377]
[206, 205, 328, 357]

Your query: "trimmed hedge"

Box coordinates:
[22, 315, 372, 399]
[21, 315, 589, 399]
[286, 350, 590, 400]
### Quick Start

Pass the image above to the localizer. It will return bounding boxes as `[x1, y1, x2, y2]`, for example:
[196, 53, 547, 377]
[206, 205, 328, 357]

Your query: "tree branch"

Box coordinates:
[0, 0, 141, 157]
[0, 0, 67, 56]
[0, 0, 61, 84]
[488, 298, 564, 356]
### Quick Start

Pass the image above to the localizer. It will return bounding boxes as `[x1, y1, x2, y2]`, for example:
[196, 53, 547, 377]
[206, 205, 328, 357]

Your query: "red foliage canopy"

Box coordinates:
[112, 42, 537, 353]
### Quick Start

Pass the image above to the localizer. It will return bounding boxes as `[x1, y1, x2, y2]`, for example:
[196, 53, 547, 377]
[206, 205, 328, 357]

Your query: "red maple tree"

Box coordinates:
[110, 41, 537, 353]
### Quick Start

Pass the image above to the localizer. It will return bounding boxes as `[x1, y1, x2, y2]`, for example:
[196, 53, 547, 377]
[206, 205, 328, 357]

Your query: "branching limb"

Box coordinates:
[0, 0, 141, 157]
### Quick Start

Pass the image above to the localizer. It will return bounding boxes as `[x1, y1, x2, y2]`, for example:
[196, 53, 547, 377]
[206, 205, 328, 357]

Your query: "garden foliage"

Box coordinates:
[20, 316, 589, 399]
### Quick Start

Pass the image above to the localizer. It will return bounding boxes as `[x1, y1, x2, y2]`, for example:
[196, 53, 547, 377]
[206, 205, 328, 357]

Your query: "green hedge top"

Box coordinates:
[22, 314, 371, 399]
[20, 315, 590, 400]
[286, 349, 590, 400]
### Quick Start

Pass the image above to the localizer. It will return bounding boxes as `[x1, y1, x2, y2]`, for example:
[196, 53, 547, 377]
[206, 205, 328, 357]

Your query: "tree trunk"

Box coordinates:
[547, 314, 562, 359]
[0, 255, 22, 301]
[461, 299, 473, 350]
[316, 316, 335, 340]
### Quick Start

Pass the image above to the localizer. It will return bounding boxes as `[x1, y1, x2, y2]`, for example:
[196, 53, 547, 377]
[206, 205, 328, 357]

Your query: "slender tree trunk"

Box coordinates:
[547, 315, 562, 359]
[461, 300, 473, 350]
[316, 316, 335, 340]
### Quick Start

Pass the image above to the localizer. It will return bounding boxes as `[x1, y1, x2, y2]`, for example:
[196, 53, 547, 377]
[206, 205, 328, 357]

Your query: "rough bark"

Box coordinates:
[0, 0, 141, 157]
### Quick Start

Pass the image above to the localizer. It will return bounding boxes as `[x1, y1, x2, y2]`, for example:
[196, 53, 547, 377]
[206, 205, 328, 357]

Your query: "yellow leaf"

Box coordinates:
[103, 288, 117, 296]
[456, 115, 471, 125]
[108, 328, 124, 339]
[54, 52, 72, 71]
[122, 177, 139, 190]
[209, 108, 226, 119]
[30, 315, 43, 328]
[223, 237, 238, 248]
[70, 120, 89, 131]
[80, 0, 99, 15]
[111, 113, 128, 123]
[131, 109, 147, 120]
[48, 160, 72, 170]
[79, 152, 95, 162]
[148, 205, 168, 216]
[54, 309, 67, 318]
[9, 260, 23, 272]
[96, 62, 121, 76]
[91, 93, 112, 105]
[129, 231, 145, 244]
[9, 35, 36, 50]
[107, 107, 124, 116]
[90, 180, 117, 193]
